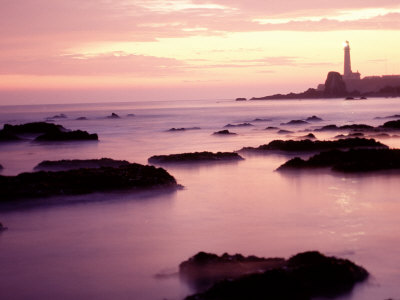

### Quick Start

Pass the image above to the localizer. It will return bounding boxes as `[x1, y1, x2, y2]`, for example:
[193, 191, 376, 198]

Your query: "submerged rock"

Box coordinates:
[76, 117, 88, 120]
[0, 164, 3, 170]
[183, 251, 368, 300]
[278, 148, 400, 172]
[224, 123, 253, 128]
[148, 151, 243, 164]
[34, 158, 130, 171]
[315, 124, 374, 132]
[127, 114, 135, 117]
[34, 130, 98, 141]
[167, 127, 201, 132]
[240, 138, 386, 152]
[0, 163, 178, 200]
[0, 222, 8, 231]
[265, 126, 279, 130]
[277, 129, 293, 134]
[252, 118, 271, 122]
[213, 130, 237, 135]
[235, 98, 247, 101]
[0, 131, 22, 142]
[299, 133, 316, 140]
[48, 114, 67, 119]
[107, 113, 120, 119]
[306, 115, 323, 122]
[280, 120, 309, 126]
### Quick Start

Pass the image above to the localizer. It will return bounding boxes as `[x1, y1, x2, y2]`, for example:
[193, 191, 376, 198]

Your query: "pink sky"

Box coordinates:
[1, 0, 399, 104]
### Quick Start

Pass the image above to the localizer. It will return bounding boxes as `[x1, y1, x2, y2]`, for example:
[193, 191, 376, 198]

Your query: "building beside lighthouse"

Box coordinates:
[340, 41, 400, 94]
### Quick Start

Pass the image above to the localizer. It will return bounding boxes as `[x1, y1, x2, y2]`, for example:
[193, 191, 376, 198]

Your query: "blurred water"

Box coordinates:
[1, 98, 400, 299]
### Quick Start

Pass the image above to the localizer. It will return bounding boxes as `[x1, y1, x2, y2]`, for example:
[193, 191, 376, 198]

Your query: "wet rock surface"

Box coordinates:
[278, 148, 400, 172]
[240, 138, 386, 152]
[34, 158, 130, 171]
[0, 163, 178, 200]
[34, 130, 98, 141]
[148, 152, 243, 164]
[182, 251, 368, 300]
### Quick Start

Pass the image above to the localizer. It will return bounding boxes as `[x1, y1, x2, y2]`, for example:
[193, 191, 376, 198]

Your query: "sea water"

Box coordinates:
[1, 98, 400, 299]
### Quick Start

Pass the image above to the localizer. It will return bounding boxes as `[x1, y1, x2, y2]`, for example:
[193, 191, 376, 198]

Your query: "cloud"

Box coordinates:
[0, 52, 186, 76]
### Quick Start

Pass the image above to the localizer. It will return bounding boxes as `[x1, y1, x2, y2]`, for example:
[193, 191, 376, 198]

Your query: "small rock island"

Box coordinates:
[148, 151, 244, 164]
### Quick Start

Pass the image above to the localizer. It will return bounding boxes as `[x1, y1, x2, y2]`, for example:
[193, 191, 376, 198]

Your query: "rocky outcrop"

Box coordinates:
[306, 115, 323, 122]
[2, 122, 65, 135]
[182, 251, 368, 300]
[324, 72, 347, 97]
[107, 113, 120, 119]
[213, 130, 237, 135]
[281, 120, 309, 126]
[224, 123, 253, 128]
[167, 127, 201, 132]
[0, 163, 178, 200]
[235, 98, 247, 101]
[148, 152, 243, 164]
[240, 138, 386, 152]
[278, 148, 400, 172]
[34, 130, 98, 141]
[381, 119, 400, 129]
[34, 158, 130, 171]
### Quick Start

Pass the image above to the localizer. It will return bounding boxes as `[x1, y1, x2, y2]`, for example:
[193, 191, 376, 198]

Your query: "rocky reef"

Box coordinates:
[240, 138, 386, 152]
[0, 163, 178, 200]
[34, 158, 130, 171]
[280, 120, 309, 126]
[224, 123, 253, 128]
[107, 113, 120, 119]
[182, 251, 368, 300]
[278, 148, 400, 172]
[148, 151, 243, 164]
[167, 127, 201, 132]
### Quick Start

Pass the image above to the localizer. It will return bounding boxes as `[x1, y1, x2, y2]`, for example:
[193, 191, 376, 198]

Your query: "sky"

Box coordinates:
[1, 0, 400, 104]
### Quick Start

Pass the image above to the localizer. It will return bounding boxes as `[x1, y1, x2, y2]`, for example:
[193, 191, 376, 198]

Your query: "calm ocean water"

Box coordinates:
[1, 98, 400, 300]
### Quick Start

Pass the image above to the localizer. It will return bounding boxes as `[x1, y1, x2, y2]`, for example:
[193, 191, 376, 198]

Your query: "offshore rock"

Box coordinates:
[34, 130, 98, 141]
[324, 72, 347, 97]
[306, 115, 323, 122]
[213, 130, 237, 135]
[278, 148, 400, 172]
[2, 122, 65, 135]
[183, 251, 368, 300]
[224, 123, 253, 128]
[280, 120, 309, 126]
[34, 158, 130, 171]
[0, 163, 178, 200]
[240, 138, 386, 152]
[148, 151, 243, 164]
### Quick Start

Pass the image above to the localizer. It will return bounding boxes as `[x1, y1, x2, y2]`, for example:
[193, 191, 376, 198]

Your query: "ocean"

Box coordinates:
[1, 98, 400, 300]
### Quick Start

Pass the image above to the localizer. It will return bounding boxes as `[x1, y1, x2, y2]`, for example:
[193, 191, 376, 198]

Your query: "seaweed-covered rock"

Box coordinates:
[213, 130, 236, 135]
[0, 163, 178, 200]
[240, 138, 386, 152]
[224, 123, 253, 128]
[183, 251, 368, 300]
[34, 130, 98, 141]
[34, 158, 130, 171]
[280, 120, 309, 126]
[148, 151, 243, 164]
[2, 122, 65, 134]
[278, 148, 400, 172]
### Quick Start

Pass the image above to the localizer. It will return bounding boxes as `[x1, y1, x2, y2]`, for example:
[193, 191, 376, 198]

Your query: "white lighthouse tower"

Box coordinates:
[343, 41, 360, 81]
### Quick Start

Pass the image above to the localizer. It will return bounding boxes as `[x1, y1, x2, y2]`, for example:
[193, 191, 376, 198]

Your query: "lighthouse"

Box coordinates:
[343, 41, 360, 81]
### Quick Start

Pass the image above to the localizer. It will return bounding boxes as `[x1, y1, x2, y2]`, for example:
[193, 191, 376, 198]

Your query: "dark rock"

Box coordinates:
[278, 148, 400, 172]
[0, 222, 8, 231]
[315, 124, 374, 132]
[0, 164, 3, 170]
[265, 126, 279, 130]
[324, 72, 347, 97]
[183, 251, 368, 300]
[281, 120, 309, 126]
[180, 251, 286, 291]
[315, 124, 339, 131]
[48, 114, 67, 119]
[381, 119, 400, 129]
[0, 163, 178, 200]
[299, 133, 316, 140]
[34, 130, 98, 141]
[148, 151, 244, 164]
[107, 113, 120, 119]
[251, 88, 323, 100]
[375, 114, 400, 120]
[345, 96, 355, 100]
[34, 158, 130, 171]
[76, 117, 88, 120]
[240, 138, 386, 152]
[224, 123, 254, 128]
[167, 127, 201, 132]
[335, 132, 364, 139]
[0, 130, 22, 142]
[252, 118, 271, 122]
[306, 115, 323, 122]
[277, 129, 294, 134]
[2, 122, 65, 135]
[213, 130, 237, 135]
[235, 98, 247, 101]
